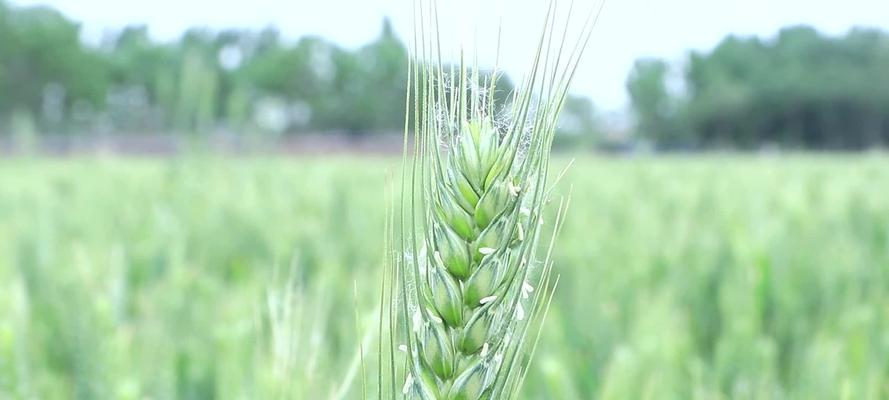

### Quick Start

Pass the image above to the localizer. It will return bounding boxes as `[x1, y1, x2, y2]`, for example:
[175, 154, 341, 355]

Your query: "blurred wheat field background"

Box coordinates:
[1, 155, 889, 399]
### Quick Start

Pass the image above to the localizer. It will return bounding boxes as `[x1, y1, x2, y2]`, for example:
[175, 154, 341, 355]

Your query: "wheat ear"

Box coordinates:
[379, 1, 601, 398]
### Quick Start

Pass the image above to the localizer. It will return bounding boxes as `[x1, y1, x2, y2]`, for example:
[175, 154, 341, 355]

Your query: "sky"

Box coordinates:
[11, 0, 887, 113]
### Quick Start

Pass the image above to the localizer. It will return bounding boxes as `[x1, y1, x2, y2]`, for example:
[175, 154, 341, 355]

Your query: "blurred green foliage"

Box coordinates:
[0, 0, 414, 135]
[0, 158, 389, 398]
[0, 1, 595, 140]
[1, 156, 888, 399]
[3, 1, 889, 149]
[629, 27, 889, 150]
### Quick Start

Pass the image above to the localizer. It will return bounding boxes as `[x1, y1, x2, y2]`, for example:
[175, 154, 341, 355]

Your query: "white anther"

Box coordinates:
[516, 303, 526, 321]
[480, 342, 490, 357]
[479, 247, 496, 255]
[402, 373, 414, 394]
[398, 344, 408, 353]
[412, 311, 423, 332]
[479, 295, 498, 305]
[508, 182, 521, 197]
[520, 207, 531, 216]
[517, 224, 525, 241]
[426, 308, 443, 324]
[523, 281, 535, 293]
[522, 280, 535, 299]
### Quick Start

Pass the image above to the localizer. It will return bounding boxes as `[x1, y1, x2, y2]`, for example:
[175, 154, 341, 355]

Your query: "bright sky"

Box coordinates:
[11, 0, 887, 112]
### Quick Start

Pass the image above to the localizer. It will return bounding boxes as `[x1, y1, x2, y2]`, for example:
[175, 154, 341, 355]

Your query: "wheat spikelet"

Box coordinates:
[379, 1, 601, 398]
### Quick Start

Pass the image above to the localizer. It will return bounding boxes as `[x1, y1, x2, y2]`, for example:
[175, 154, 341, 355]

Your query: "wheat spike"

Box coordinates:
[381, 0, 602, 398]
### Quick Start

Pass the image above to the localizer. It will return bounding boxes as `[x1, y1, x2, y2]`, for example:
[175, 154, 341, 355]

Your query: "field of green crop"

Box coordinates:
[1, 156, 888, 399]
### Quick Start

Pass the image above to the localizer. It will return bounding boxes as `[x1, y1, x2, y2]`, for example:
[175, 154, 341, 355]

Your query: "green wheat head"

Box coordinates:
[377, 1, 600, 398]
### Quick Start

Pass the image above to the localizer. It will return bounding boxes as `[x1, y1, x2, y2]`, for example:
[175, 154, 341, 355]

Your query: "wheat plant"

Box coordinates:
[377, 1, 600, 398]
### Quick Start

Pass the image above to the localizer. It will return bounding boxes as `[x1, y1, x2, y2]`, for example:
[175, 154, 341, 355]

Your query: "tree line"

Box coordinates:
[3, 0, 886, 150]
[0, 1, 598, 141]
[628, 26, 889, 150]
[0, 1, 414, 135]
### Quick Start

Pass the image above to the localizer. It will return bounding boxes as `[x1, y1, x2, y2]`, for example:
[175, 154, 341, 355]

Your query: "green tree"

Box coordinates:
[627, 58, 685, 147]
[680, 27, 889, 149]
[555, 95, 602, 149]
[336, 18, 408, 133]
[629, 26, 889, 150]
[0, 1, 598, 139]
[0, 4, 108, 132]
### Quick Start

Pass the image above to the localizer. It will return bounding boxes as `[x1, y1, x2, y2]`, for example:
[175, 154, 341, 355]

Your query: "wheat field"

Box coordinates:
[1, 155, 888, 399]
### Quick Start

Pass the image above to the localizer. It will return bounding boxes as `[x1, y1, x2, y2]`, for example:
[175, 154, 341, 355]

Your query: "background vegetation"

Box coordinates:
[3, 1, 889, 399]
[628, 27, 889, 150]
[2, 157, 888, 399]
[0, 1, 548, 139]
[4, 1, 888, 150]
[0, 0, 410, 135]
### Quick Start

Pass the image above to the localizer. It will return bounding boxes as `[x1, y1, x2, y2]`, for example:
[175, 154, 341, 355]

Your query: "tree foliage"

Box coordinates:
[0, 3, 108, 127]
[0, 3, 414, 135]
[0, 3, 598, 140]
[630, 26, 889, 150]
